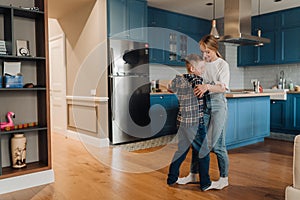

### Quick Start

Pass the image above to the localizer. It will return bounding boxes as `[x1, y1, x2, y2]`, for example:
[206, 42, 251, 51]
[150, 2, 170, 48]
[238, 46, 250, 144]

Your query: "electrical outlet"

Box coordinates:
[90, 89, 96, 96]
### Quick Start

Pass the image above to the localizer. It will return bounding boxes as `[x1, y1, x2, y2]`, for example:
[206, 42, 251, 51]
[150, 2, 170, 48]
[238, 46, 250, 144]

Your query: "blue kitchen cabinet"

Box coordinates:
[225, 99, 238, 145]
[147, 7, 210, 66]
[225, 97, 270, 149]
[238, 13, 278, 66]
[279, 7, 300, 63]
[238, 7, 300, 66]
[238, 45, 257, 66]
[148, 7, 167, 64]
[280, 27, 300, 63]
[150, 94, 178, 137]
[252, 97, 270, 137]
[127, 0, 147, 41]
[107, 0, 127, 39]
[271, 94, 300, 134]
[281, 7, 300, 28]
[148, 28, 167, 64]
[270, 99, 287, 130]
[107, 0, 147, 42]
[287, 94, 300, 131]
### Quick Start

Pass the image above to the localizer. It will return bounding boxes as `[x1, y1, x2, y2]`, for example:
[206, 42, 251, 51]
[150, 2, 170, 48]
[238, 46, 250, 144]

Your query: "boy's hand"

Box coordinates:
[194, 84, 209, 97]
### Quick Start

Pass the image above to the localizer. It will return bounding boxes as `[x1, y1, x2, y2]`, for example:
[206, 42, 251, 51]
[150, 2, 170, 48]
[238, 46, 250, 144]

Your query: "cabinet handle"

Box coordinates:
[160, 96, 164, 99]
[272, 101, 275, 104]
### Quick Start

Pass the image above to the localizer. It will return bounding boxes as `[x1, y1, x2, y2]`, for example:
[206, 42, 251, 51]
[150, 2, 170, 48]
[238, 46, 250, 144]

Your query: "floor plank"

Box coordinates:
[0, 134, 294, 200]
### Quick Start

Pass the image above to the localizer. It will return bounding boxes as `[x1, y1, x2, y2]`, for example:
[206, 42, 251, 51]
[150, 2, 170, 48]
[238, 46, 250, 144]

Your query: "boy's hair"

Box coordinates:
[184, 54, 204, 72]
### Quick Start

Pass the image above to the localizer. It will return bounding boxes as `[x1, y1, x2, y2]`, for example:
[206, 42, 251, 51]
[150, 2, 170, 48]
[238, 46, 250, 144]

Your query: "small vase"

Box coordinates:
[11, 133, 27, 168]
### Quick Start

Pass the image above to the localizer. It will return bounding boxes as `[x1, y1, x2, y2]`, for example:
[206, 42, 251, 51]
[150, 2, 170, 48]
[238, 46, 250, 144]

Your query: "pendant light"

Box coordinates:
[210, 0, 220, 39]
[255, 0, 264, 47]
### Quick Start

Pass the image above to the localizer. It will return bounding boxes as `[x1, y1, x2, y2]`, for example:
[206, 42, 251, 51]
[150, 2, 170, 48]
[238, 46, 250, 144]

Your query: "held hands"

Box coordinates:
[194, 84, 209, 97]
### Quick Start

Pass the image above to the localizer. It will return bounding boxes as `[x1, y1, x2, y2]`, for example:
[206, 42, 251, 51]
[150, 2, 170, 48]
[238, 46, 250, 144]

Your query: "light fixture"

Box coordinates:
[210, 0, 220, 39]
[255, 0, 264, 47]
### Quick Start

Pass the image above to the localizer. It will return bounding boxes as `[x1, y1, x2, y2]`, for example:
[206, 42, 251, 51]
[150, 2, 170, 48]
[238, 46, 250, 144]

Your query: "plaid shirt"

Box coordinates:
[169, 74, 205, 127]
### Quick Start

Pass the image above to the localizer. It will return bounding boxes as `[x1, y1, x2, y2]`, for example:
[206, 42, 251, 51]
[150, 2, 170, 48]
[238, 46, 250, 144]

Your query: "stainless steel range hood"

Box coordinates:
[218, 0, 270, 46]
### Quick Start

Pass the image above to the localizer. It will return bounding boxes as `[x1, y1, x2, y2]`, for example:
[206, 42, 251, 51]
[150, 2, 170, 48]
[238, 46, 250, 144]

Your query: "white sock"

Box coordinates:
[203, 181, 220, 191]
[216, 177, 229, 189]
[176, 173, 197, 185]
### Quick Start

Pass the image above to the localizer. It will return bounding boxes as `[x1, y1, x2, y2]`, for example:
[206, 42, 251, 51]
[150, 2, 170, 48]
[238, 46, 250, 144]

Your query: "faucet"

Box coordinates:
[278, 70, 286, 89]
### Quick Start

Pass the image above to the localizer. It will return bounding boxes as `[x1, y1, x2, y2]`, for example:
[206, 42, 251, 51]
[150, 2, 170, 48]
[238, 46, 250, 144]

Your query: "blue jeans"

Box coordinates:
[191, 93, 229, 177]
[167, 124, 211, 190]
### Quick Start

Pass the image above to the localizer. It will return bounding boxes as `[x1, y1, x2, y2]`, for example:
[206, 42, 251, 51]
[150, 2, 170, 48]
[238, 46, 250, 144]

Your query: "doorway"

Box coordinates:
[49, 34, 67, 135]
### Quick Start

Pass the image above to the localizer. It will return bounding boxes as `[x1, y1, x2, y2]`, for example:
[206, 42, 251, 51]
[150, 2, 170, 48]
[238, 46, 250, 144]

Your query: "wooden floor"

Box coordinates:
[0, 133, 294, 200]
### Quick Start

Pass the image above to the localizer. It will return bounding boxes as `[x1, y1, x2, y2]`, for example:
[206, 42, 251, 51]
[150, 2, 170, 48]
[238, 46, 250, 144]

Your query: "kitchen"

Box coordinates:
[1, 0, 300, 198]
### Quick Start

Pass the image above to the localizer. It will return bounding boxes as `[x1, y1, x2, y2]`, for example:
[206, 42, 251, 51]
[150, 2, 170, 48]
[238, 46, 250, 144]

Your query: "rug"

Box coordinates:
[115, 134, 178, 152]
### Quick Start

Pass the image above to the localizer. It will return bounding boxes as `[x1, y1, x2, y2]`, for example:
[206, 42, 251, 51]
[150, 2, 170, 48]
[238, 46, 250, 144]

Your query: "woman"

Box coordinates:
[177, 35, 230, 190]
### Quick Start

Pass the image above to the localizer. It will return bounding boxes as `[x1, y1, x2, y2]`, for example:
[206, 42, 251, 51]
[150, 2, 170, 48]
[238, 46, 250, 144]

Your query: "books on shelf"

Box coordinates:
[0, 40, 7, 55]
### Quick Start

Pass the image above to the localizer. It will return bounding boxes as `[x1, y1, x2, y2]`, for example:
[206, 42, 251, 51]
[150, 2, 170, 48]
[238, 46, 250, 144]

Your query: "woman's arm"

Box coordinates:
[194, 83, 226, 97]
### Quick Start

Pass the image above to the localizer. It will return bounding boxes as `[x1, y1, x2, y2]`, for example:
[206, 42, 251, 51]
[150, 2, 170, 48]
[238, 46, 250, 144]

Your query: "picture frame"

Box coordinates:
[16, 40, 30, 56]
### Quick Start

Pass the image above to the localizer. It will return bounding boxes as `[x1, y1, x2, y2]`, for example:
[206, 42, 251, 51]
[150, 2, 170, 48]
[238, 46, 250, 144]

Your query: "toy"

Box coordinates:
[0, 112, 15, 130]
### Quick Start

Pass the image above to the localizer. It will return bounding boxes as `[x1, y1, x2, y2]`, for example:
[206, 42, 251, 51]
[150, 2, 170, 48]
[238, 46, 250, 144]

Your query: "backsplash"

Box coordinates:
[150, 64, 186, 81]
[244, 63, 300, 90]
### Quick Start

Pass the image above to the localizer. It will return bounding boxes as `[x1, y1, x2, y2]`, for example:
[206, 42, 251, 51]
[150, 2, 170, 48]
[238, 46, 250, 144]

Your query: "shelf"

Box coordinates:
[0, 5, 44, 18]
[0, 55, 46, 61]
[13, 7, 44, 19]
[0, 126, 47, 135]
[0, 161, 49, 178]
[0, 0, 52, 191]
[0, 88, 46, 91]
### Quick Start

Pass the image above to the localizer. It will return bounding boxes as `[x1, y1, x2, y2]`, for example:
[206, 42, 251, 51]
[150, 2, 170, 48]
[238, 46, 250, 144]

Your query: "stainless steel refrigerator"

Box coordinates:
[108, 39, 152, 144]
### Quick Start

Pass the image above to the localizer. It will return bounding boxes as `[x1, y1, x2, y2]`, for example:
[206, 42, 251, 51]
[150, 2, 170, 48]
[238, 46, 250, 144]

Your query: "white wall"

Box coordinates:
[48, 0, 109, 138]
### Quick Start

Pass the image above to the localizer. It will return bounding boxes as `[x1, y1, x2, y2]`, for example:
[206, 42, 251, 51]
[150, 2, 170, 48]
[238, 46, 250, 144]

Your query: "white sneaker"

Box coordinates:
[203, 181, 221, 191]
[216, 177, 229, 189]
[176, 173, 198, 185]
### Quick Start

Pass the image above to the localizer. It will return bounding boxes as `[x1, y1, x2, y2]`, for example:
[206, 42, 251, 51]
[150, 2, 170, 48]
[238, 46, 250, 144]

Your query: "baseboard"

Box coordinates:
[65, 130, 110, 148]
[0, 169, 54, 194]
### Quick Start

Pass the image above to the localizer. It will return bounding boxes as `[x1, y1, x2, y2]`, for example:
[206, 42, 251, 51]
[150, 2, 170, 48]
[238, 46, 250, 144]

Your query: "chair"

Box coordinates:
[285, 135, 300, 200]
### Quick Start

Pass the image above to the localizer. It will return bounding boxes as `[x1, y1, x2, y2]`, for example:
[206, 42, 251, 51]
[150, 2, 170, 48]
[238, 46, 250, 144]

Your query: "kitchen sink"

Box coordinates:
[263, 89, 288, 100]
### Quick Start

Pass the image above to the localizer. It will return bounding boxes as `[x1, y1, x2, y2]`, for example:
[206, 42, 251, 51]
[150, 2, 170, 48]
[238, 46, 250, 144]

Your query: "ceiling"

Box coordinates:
[147, 0, 300, 20]
[48, 0, 300, 20]
[48, 0, 96, 19]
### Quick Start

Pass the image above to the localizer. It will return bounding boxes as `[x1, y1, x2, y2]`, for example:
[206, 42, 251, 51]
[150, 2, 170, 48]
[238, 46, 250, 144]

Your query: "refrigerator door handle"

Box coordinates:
[109, 47, 115, 120]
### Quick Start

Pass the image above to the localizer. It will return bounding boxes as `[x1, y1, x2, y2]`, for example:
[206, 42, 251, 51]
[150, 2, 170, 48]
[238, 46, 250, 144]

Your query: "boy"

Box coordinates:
[167, 54, 218, 191]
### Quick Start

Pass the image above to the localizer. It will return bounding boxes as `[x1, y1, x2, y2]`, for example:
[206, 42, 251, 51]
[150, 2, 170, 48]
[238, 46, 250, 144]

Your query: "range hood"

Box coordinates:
[218, 0, 270, 46]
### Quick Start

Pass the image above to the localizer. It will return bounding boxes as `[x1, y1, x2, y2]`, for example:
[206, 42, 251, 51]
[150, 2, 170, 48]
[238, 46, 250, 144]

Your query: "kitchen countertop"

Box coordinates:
[151, 90, 287, 98]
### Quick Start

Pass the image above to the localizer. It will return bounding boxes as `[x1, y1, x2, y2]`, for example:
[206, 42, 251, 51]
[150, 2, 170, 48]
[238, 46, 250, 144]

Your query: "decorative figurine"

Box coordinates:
[0, 111, 15, 130]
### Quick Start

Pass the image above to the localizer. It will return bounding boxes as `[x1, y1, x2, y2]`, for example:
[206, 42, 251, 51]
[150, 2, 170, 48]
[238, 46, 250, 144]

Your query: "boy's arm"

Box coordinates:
[194, 83, 226, 97]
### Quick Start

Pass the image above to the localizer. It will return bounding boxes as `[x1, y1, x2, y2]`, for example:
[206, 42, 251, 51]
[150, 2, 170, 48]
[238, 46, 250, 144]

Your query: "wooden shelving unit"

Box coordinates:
[0, 0, 52, 186]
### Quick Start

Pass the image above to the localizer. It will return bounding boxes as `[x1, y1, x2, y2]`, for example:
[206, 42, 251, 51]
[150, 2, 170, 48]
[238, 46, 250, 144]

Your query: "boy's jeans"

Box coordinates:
[167, 124, 211, 190]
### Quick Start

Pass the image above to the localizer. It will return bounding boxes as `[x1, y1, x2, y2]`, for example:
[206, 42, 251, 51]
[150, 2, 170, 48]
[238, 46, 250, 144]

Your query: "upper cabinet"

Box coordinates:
[280, 8, 300, 63]
[238, 13, 278, 66]
[107, 0, 147, 42]
[238, 7, 300, 67]
[148, 7, 210, 66]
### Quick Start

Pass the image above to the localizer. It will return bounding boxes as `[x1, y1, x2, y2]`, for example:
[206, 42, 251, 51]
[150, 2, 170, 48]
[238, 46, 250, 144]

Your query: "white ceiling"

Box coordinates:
[148, 0, 300, 20]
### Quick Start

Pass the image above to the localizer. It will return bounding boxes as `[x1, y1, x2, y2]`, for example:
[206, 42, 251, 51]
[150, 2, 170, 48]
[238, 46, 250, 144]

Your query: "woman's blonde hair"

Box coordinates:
[199, 34, 222, 58]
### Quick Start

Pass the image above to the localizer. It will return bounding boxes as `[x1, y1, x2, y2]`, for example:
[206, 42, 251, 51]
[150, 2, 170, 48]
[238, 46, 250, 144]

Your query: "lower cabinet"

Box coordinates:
[150, 94, 271, 150]
[150, 94, 178, 137]
[271, 94, 300, 134]
[225, 97, 270, 149]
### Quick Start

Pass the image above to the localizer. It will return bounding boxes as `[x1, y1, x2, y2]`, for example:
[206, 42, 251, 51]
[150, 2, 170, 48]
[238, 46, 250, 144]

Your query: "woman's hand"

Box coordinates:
[194, 84, 209, 97]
